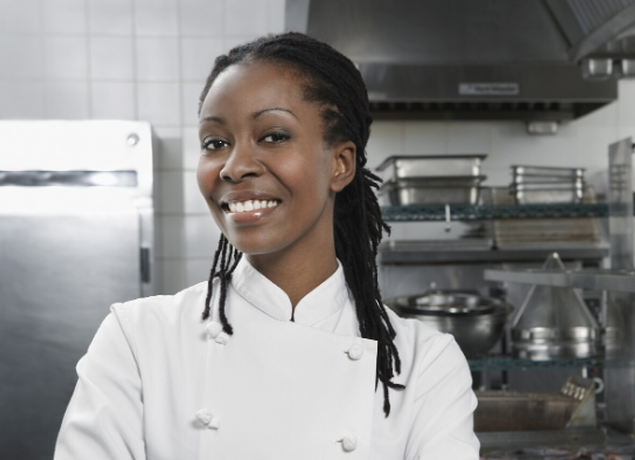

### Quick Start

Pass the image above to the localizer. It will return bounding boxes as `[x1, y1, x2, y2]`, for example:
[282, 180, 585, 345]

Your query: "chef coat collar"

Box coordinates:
[231, 257, 351, 326]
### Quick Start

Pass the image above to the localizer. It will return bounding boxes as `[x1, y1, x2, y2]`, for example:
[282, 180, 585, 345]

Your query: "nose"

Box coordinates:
[219, 142, 265, 182]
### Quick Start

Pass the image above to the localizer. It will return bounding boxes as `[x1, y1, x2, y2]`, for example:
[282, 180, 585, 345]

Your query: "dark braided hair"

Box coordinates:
[198, 32, 404, 416]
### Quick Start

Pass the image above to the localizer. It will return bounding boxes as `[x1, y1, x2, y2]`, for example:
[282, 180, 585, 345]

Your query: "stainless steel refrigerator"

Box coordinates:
[0, 120, 154, 459]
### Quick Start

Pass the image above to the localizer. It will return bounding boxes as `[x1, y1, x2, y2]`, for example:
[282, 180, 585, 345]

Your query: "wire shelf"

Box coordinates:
[381, 203, 615, 222]
[468, 355, 606, 372]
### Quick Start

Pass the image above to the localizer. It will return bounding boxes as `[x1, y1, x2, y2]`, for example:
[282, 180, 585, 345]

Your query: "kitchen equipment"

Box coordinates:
[511, 182, 585, 204]
[385, 291, 513, 358]
[0, 120, 154, 459]
[510, 165, 586, 204]
[376, 154, 486, 180]
[379, 176, 484, 206]
[474, 375, 597, 432]
[511, 166, 585, 180]
[488, 186, 600, 249]
[295, 0, 623, 121]
[511, 253, 603, 360]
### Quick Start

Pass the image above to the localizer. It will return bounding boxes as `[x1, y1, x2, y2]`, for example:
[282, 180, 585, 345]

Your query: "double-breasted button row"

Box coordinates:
[195, 408, 220, 430]
[206, 321, 230, 345]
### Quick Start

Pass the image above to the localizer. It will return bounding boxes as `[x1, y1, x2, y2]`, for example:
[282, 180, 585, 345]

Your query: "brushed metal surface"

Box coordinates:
[0, 213, 141, 458]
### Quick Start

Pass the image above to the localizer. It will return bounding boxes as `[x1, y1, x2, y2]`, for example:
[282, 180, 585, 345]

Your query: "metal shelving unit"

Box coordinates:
[380, 203, 622, 222]
[484, 268, 635, 293]
[468, 355, 605, 372]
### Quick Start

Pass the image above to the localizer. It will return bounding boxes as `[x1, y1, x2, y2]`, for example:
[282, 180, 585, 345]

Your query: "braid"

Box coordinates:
[199, 32, 403, 416]
[202, 234, 242, 335]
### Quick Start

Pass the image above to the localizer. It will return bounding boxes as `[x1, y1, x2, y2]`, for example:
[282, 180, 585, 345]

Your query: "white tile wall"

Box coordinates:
[42, 0, 87, 35]
[0, 0, 41, 34]
[137, 82, 181, 125]
[179, 0, 224, 37]
[403, 121, 446, 155]
[225, 0, 268, 36]
[90, 37, 135, 80]
[0, 80, 44, 118]
[44, 81, 90, 118]
[43, 37, 89, 79]
[88, 0, 134, 35]
[133, 0, 180, 37]
[2, 0, 635, 294]
[185, 214, 221, 258]
[154, 128, 185, 169]
[136, 37, 180, 81]
[182, 126, 202, 169]
[181, 82, 202, 125]
[0, 36, 42, 79]
[180, 37, 224, 81]
[91, 82, 136, 119]
[183, 170, 209, 214]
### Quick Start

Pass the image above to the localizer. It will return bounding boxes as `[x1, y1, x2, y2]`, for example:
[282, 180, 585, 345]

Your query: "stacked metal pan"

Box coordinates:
[510, 165, 585, 204]
[377, 155, 487, 205]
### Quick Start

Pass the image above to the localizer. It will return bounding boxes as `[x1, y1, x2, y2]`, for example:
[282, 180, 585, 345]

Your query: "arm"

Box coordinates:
[54, 309, 146, 460]
[407, 335, 480, 460]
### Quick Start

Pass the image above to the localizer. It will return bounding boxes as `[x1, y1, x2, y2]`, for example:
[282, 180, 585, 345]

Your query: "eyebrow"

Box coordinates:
[199, 108, 299, 125]
[252, 107, 299, 121]
[199, 116, 224, 125]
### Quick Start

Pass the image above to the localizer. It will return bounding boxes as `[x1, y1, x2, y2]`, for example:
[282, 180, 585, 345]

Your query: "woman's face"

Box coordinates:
[197, 62, 355, 259]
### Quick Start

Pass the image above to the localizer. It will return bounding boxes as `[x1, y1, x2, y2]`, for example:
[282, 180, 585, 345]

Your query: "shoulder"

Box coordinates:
[112, 282, 207, 321]
[384, 307, 470, 381]
[109, 282, 209, 348]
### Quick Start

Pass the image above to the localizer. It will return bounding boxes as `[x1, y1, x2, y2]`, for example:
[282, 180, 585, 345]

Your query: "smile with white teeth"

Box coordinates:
[226, 199, 279, 213]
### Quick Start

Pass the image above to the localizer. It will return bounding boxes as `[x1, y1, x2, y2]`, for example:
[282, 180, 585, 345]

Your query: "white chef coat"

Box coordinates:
[54, 258, 479, 460]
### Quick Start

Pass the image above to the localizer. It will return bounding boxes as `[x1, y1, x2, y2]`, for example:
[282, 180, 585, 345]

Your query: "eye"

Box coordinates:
[261, 132, 290, 144]
[202, 138, 229, 151]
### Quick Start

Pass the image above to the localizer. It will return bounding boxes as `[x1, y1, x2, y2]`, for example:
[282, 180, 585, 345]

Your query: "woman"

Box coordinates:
[55, 32, 479, 459]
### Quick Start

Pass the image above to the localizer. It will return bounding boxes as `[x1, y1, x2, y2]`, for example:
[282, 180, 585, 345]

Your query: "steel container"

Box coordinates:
[510, 182, 585, 204]
[511, 165, 585, 179]
[385, 291, 513, 358]
[377, 154, 486, 179]
[379, 176, 485, 205]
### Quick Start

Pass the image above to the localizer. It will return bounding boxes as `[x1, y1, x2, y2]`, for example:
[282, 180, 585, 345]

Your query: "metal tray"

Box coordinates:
[377, 154, 487, 179]
[512, 176, 585, 186]
[511, 165, 585, 179]
[379, 176, 485, 205]
[511, 182, 585, 191]
[511, 188, 584, 204]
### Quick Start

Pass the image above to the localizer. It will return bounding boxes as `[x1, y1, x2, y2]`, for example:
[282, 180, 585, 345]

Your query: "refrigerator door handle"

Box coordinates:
[140, 247, 151, 283]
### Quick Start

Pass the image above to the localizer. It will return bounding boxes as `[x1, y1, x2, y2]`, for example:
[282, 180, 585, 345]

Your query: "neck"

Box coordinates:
[247, 237, 338, 312]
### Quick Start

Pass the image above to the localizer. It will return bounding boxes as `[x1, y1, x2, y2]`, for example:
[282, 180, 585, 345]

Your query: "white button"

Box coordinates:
[195, 408, 212, 425]
[206, 321, 222, 339]
[215, 331, 230, 345]
[341, 435, 358, 452]
[195, 409, 220, 430]
[347, 343, 364, 360]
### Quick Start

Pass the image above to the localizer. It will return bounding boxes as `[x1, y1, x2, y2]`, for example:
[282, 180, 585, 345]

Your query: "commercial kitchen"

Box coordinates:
[2, 0, 635, 458]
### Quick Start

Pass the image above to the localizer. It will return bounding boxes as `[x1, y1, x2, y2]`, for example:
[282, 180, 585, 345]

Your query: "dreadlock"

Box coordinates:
[198, 32, 404, 416]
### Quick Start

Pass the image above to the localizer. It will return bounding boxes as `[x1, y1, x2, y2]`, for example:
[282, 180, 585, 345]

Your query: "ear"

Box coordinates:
[330, 140, 356, 193]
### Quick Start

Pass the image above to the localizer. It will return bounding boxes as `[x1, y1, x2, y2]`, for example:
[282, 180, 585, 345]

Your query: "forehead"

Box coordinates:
[200, 62, 313, 116]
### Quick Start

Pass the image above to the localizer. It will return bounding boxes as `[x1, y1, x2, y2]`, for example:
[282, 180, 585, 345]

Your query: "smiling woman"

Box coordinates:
[54, 33, 480, 460]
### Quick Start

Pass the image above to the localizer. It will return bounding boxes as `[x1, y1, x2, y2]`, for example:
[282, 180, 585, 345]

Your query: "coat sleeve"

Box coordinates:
[407, 335, 480, 460]
[54, 307, 146, 460]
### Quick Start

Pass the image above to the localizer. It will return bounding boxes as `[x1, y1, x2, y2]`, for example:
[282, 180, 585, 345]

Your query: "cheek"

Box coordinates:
[196, 159, 217, 196]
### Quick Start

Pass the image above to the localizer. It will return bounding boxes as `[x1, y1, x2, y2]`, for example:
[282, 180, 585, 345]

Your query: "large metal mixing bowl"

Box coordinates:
[385, 291, 513, 358]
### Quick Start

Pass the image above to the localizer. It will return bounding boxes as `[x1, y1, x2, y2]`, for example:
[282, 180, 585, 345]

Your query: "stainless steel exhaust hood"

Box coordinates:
[286, 0, 635, 122]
